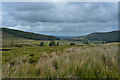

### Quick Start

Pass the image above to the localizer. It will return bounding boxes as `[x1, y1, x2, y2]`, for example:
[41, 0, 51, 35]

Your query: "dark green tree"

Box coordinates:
[69, 42, 75, 45]
[102, 41, 106, 44]
[57, 42, 59, 46]
[11, 41, 14, 47]
[83, 40, 89, 44]
[49, 40, 55, 46]
[40, 42, 44, 46]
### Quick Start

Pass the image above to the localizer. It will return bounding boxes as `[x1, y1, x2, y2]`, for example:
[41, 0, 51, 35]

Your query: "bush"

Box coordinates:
[29, 57, 37, 64]
[57, 42, 59, 46]
[94, 41, 100, 44]
[83, 40, 89, 44]
[9, 60, 15, 66]
[22, 58, 28, 63]
[15, 44, 23, 47]
[52, 60, 58, 70]
[30, 53, 34, 57]
[11, 41, 14, 47]
[102, 41, 106, 44]
[40, 42, 44, 46]
[49, 41, 55, 46]
[69, 42, 75, 45]
[15, 44, 30, 47]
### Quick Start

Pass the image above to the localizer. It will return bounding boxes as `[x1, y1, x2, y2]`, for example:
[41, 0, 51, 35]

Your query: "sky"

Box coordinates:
[1, 2, 118, 36]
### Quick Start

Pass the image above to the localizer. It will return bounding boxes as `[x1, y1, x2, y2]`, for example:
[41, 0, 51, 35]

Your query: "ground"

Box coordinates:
[1, 41, 120, 78]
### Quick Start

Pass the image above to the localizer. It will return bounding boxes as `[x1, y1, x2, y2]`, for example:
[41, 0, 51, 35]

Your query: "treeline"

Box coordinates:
[10, 41, 76, 47]
[10, 41, 60, 47]
[2, 28, 60, 40]
[40, 41, 59, 46]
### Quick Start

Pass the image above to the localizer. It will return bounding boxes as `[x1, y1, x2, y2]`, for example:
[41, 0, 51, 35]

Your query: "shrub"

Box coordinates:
[49, 40, 55, 46]
[102, 41, 106, 44]
[83, 40, 89, 44]
[94, 41, 100, 44]
[36, 67, 42, 75]
[52, 60, 58, 70]
[22, 58, 28, 63]
[29, 57, 37, 64]
[15, 44, 23, 47]
[15, 44, 31, 47]
[40, 42, 44, 46]
[69, 42, 75, 45]
[57, 42, 59, 46]
[9, 60, 15, 66]
[30, 53, 34, 57]
[11, 41, 14, 47]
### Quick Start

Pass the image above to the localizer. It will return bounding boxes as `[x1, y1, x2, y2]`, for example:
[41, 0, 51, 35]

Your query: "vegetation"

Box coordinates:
[1, 27, 120, 78]
[1, 28, 60, 40]
[49, 40, 56, 46]
[71, 30, 120, 43]
[40, 42, 44, 46]
[2, 43, 119, 78]
[11, 41, 14, 47]
[83, 40, 89, 44]
[15, 44, 31, 47]
[57, 42, 59, 46]
[102, 41, 107, 44]
[69, 42, 75, 45]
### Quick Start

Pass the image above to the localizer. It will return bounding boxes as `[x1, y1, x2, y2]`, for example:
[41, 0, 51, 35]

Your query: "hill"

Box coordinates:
[57, 36, 78, 40]
[70, 30, 120, 42]
[0, 28, 60, 40]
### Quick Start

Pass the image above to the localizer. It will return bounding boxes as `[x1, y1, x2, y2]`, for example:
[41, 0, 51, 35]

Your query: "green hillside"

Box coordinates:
[71, 30, 120, 42]
[0, 28, 60, 40]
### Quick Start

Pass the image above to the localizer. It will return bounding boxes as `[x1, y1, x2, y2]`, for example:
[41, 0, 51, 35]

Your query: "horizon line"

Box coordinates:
[1, 27, 119, 37]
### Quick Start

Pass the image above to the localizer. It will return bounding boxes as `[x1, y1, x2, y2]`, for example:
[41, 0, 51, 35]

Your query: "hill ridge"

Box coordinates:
[70, 30, 120, 42]
[0, 27, 60, 40]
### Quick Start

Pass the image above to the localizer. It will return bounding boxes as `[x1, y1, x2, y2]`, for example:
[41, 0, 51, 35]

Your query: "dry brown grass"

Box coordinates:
[2, 43, 120, 78]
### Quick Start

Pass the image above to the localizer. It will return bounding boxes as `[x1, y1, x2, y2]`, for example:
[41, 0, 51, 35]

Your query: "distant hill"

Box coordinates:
[69, 30, 120, 42]
[57, 36, 78, 40]
[0, 28, 60, 40]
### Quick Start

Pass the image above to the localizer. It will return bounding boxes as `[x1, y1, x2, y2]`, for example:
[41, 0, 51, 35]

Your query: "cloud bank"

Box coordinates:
[2, 2, 118, 36]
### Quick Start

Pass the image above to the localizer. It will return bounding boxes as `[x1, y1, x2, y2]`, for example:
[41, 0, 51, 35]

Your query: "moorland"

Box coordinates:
[1, 28, 120, 78]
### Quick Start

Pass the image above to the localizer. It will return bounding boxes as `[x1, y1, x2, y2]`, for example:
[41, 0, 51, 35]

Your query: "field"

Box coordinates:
[1, 40, 120, 78]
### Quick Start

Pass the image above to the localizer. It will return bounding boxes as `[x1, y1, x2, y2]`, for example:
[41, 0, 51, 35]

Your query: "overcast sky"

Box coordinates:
[2, 2, 118, 36]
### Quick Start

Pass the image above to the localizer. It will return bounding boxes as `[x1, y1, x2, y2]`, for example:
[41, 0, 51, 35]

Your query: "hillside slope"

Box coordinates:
[71, 30, 120, 42]
[0, 28, 60, 40]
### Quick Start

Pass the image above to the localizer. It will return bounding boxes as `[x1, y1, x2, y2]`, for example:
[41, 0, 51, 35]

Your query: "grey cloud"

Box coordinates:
[7, 21, 117, 36]
[3, 2, 118, 23]
[0, 2, 2, 26]
[2, 2, 118, 36]
[3, 2, 55, 11]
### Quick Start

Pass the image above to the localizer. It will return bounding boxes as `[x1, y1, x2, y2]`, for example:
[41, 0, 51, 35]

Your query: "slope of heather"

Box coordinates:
[0, 28, 60, 40]
[72, 30, 120, 42]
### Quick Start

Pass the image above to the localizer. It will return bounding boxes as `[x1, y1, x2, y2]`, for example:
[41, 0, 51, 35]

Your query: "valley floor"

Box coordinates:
[2, 43, 120, 78]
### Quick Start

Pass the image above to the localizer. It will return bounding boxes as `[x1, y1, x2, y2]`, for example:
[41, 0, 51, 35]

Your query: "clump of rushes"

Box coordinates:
[49, 40, 56, 46]
[11, 41, 14, 47]
[69, 42, 75, 45]
[83, 40, 89, 44]
[9, 60, 15, 66]
[22, 58, 28, 63]
[40, 42, 44, 46]
[52, 60, 58, 70]
[2, 43, 119, 78]
[30, 53, 34, 57]
[29, 57, 37, 64]
[57, 42, 59, 46]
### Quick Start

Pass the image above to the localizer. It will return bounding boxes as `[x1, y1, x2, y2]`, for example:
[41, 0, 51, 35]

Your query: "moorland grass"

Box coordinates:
[2, 43, 120, 78]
